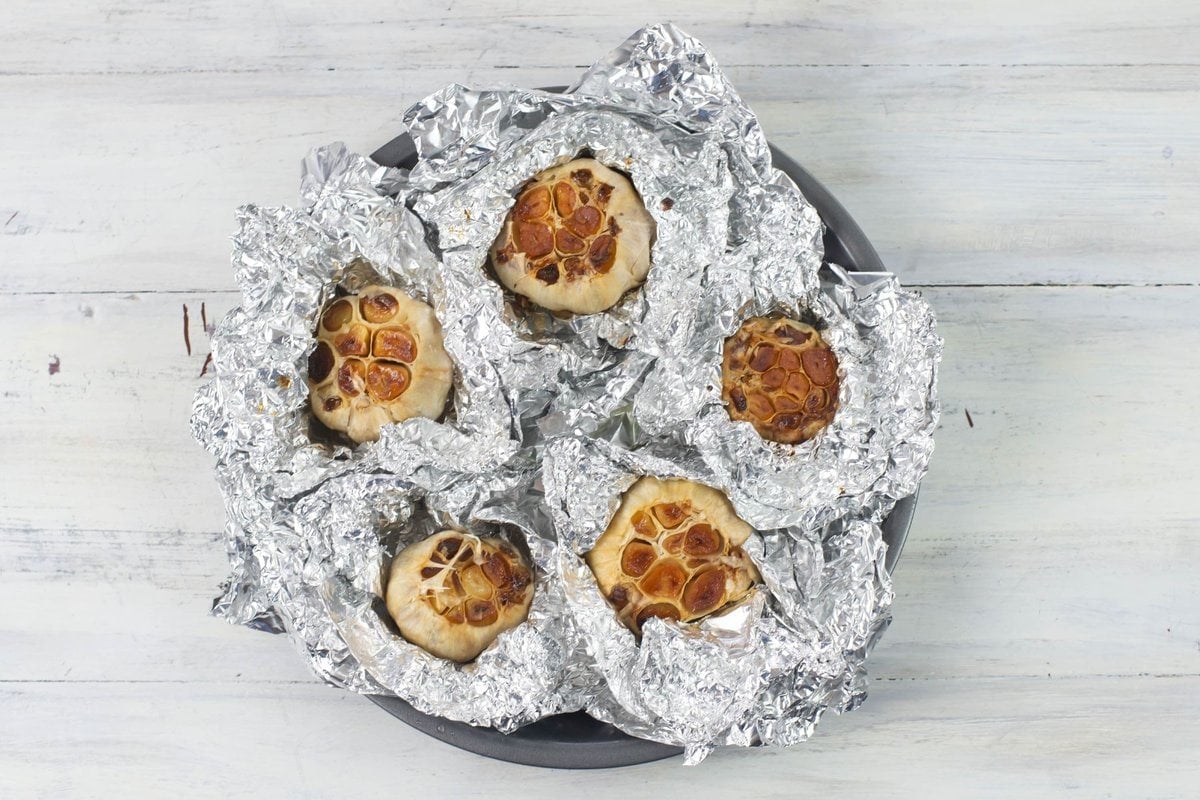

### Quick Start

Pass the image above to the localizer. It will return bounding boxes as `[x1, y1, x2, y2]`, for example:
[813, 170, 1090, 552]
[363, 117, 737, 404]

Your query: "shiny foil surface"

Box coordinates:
[192, 22, 941, 762]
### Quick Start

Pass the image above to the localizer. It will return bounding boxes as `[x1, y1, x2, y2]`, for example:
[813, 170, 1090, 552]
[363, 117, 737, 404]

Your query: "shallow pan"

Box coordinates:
[365, 102, 915, 768]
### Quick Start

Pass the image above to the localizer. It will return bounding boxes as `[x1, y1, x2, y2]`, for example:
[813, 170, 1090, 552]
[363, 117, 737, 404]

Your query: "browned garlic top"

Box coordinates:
[722, 316, 840, 445]
[307, 285, 453, 443]
[489, 158, 655, 315]
[386, 531, 534, 663]
[587, 477, 759, 636]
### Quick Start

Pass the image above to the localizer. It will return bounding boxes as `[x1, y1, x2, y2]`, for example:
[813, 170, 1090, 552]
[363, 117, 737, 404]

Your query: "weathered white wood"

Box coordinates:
[1, 286, 1197, 686]
[3, 0, 1198, 74]
[2, 67, 1197, 291]
[0, 292, 234, 534]
[0, 528, 318, 685]
[2, 1, 1198, 793]
[2, 677, 1197, 797]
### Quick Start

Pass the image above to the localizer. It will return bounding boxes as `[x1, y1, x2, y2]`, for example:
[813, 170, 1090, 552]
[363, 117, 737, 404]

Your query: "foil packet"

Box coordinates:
[192, 22, 941, 762]
[636, 263, 941, 531]
[545, 435, 895, 764]
[190, 143, 523, 503]
[286, 469, 584, 729]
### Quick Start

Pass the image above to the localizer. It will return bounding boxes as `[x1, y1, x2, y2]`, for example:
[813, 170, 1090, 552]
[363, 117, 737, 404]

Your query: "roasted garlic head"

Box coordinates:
[722, 316, 840, 444]
[386, 530, 534, 663]
[307, 286, 453, 443]
[490, 158, 655, 315]
[587, 477, 759, 636]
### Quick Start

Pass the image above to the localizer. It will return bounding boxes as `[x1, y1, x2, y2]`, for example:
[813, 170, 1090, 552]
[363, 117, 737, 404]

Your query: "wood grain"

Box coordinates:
[0, 292, 232, 534]
[2, 677, 1197, 798]
[2, 287, 1196, 685]
[2, 69, 1197, 291]
[3, 0, 1199, 74]
[2, 0, 1198, 793]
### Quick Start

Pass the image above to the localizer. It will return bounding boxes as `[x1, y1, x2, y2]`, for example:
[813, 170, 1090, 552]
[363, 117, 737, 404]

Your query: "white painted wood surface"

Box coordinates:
[1, 2, 1198, 797]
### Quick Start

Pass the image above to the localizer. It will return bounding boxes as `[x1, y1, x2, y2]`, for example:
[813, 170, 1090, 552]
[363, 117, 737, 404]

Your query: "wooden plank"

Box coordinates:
[2, 0, 1198, 75]
[2, 2, 1196, 793]
[2, 63, 1196, 293]
[1, 286, 1197, 685]
[757, 66, 1200, 286]
[0, 68, 562, 295]
[4, 286, 1196, 537]
[0, 292, 235, 534]
[3, 518, 1196, 683]
[0, 526, 318, 684]
[1, 676, 1197, 797]
[890, 284, 1200, 677]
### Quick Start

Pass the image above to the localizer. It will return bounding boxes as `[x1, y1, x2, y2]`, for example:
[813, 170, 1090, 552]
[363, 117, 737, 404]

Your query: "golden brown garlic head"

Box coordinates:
[586, 477, 760, 636]
[489, 158, 655, 315]
[307, 286, 453, 443]
[386, 531, 534, 663]
[722, 316, 840, 445]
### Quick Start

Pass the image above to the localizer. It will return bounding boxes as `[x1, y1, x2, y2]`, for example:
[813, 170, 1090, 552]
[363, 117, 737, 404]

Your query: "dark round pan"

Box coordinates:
[366, 97, 915, 768]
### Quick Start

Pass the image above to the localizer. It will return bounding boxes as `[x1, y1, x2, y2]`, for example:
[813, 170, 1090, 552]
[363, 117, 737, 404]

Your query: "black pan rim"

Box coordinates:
[362, 100, 915, 767]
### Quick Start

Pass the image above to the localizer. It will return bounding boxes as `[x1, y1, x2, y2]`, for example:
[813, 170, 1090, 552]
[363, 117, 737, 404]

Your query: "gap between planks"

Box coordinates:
[4, 63, 1200, 78]
[3, 672, 1199, 685]
[4, 282, 1199, 298]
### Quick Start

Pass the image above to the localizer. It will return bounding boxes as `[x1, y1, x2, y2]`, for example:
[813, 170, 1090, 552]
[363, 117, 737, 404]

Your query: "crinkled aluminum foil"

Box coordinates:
[191, 143, 522, 500]
[192, 22, 940, 762]
[287, 470, 585, 728]
[411, 106, 736, 409]
[544, 436, 896, 764]
[636, 262, 941, 531]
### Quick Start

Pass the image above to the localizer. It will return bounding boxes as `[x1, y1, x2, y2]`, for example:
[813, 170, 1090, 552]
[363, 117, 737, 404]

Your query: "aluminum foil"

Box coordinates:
[636, 263, 942, 531]
[190, 143, 523, 501]
[544, 434, 898, 763]
[192, 21, 940, 762]
[288, 470, 585, 729]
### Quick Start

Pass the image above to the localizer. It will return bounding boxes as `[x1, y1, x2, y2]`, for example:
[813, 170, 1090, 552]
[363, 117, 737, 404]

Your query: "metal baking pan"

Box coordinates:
[366, 96, 916, 768]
